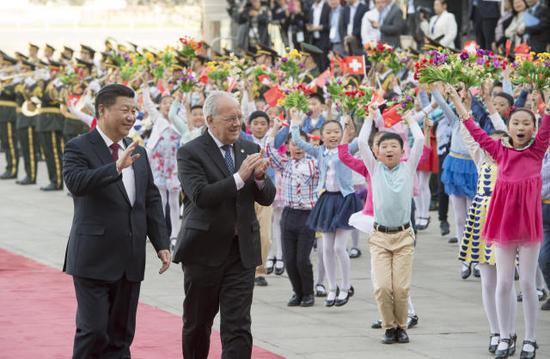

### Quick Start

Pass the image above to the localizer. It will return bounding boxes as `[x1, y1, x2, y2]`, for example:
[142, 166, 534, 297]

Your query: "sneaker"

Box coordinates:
[396, 328, 410, 343]
[254, 276, 268, 287]
[287, 294, 301, 306]
[407, 315, 419, 329]
[382, 328, 398, 344]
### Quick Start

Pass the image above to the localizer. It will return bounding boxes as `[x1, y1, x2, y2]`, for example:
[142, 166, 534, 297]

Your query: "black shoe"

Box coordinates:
[473, 264, 480, 278]
[254, 276, 268, 287]
[519, 340, 538, 359]
[348, 285, 355, 297]
[274, 260, 285, 275]
[335, 291, 350, 307]
[440, 220, 450, 236]
[0, 171, 16, 179]
[315, 283, 327, 297]
[489, 333, 500, 354]
[16, 177, 36, 185]
[40, 182, 63, 191]
[429, 201, 438, 211]
[287, 294, 302, 306]
[542, 297, 550, 310]
[349, 247, 362, 258]
[495, 338, 511, 359]
[396, 328, 409, 343]
[325, 292, 337, 307]
[371, 319, 382, 329]
[517, 292, 523, 302]
[448, 237, 458, 244]
[301, 295, 314, 307]
[382, 328, 398, 344]
[265, 258, 274, 275]
[407, 315, 418, 329]
[537, 288, 547, 302]
[461, 263, 472, 280]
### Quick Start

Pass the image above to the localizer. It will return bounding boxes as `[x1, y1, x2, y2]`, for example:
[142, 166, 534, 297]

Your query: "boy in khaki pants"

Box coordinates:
[357, 111, 424, 344]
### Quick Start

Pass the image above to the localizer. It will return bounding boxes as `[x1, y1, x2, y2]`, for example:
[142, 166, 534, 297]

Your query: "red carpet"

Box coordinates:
[0, 248, 283, 358]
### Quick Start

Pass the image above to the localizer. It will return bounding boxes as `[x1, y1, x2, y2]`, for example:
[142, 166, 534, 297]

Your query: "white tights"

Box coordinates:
[267, 206, 283, 261]
[159, 189, 181, 239]
[316, 237, 325, 284]
[414, 171, 432, 222]
[322, 230, 352, 291]
[496, 243, 541, 341]
[450, 195, 472, 241]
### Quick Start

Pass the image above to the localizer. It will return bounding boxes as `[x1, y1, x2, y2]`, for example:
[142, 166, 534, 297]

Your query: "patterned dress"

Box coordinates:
[149, 126, 181, 192]
[459, 161, 497, 265]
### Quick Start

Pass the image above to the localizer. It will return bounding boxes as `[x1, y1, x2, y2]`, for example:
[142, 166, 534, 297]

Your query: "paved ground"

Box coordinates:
[1, 156, 549, 358]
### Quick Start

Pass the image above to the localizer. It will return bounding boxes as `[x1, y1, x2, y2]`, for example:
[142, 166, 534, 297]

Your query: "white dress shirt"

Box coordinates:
[96, 126, 136, 205]
[347, 2, 360, 36]
[312, 0, 325, 39]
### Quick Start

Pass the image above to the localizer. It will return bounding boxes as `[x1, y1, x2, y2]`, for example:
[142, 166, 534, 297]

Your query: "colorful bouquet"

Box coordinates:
[386, 91, 415, 116]
[177, 71, 198, 93]
[511, 52, 550, 90]
[278, 49, 303, 80]
[59, 67, 77, 86]
[279, 83, 311, 113]
[179, 37, 202, 61]
[364, 41, 405, 74]
[206, 61, 231, 89]
[120, 62, 139, 81]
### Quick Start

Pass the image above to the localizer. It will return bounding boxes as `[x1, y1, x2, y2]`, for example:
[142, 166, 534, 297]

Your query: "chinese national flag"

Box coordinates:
[199, 69, 209, 84]
[342, 56, 366, 76]
[263, 86, 285, 107]
[382, 105, 402, 128]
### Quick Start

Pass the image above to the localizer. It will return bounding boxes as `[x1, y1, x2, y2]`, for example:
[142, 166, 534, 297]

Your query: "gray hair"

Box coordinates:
[203, 91, 239, 122]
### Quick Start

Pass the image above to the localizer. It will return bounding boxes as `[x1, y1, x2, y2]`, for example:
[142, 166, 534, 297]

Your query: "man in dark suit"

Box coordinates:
[306, 0, 332, 71]
[174, 91, 276, 358]
[63, 84, 171, 358]
[522, 0, 550, 53]
[374, 0, 406, 48]
[339, 0, 368, 54]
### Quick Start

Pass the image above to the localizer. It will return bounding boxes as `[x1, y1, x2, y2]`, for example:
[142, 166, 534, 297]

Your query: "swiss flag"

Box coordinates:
[310, 69, 332, 88]
[263, 86, 285, 107]
[342, 56, 366, 76]
[382, 105, 402, 128]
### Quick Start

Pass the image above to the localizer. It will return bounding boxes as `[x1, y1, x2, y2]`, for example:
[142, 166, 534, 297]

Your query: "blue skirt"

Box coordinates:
[306, 192, 363, 233]
[441, 154, 477, 199]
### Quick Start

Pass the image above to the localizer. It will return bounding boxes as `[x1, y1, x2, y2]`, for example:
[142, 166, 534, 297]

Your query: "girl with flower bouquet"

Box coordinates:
[140, 73, 181, 250]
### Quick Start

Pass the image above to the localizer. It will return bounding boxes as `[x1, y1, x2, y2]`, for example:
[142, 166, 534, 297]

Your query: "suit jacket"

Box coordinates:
[470, 0, 500, 21]
[62, 129, 169, 282]
[307, 1, 332, 49]
[173, 132, 276, 268]
[380, 3, 406, 48]
[525, 3, 550, 53]
[339, 2, 368, 41]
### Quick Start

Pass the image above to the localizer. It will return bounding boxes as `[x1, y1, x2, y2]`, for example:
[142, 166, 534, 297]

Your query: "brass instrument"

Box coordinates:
[0, 70, 44, 81]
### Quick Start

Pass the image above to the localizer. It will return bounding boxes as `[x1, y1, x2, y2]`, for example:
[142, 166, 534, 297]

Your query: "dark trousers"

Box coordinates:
[474, 18, 498, 51]
[17, 126, 38, 182]
[0, 121, 18, 176]
[72, 276, 141, 359]
[182, 238, 255, 359]
[38, 130, 64, 188]
[438, 153, 449, 222]
[539, 204, 550, 288]
[312, 38, 329, 72]
[281, 207, 315, 298]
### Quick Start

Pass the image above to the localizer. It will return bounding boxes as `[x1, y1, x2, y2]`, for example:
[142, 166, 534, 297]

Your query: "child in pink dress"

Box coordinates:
[451, 87, 550, 359]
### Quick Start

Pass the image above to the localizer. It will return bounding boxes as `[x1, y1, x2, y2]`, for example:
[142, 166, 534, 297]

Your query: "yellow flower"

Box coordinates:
[288, 49, 302, 60]
[145, 52, 155, 63]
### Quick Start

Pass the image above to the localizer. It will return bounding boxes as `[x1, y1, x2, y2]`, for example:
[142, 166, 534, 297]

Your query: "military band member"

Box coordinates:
[28, 43, 40, 64]
[44, 44, 55, 62]
[0, 52, 19, 179]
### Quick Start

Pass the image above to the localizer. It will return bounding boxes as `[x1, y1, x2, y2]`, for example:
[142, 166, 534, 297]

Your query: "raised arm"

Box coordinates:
[357, 117, 377, 174]
[265, 135, 288, 172]
[289, 108, 320, 158]
[431, 87, 459, 126]
[532, 113, 550, 159]
[406, 115, 425, 173]
[141, 85, 162, 123]
[460, 122, 485, 167]
[338, 143, 368, 177]
[68, 104, 94, 127]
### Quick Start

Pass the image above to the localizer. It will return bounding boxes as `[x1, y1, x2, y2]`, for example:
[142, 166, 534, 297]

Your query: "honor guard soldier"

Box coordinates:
[28, 43, 40, 64]
[36, 61, 65, 191]
[44, 44, 55, 62]
[300, 43, 323, 80]
[0, 52, 19, 179]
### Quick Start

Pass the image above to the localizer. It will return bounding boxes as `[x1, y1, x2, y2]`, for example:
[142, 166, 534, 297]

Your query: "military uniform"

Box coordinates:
[15, 77, 40, 185]
[36, 79, 64, 190]
[0, 82, 19, 179]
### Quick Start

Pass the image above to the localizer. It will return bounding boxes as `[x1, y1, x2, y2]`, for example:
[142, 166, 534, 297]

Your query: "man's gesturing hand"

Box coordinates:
[116, 141, 141, 172]
[158, 249, 171, 274]
[237, 153, 263, 181]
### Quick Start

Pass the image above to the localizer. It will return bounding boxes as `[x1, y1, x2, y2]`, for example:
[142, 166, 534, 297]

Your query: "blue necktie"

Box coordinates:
[222, 144, 235, 174]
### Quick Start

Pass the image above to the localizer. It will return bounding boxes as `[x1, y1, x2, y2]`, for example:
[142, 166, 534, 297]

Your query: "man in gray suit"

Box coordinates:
[371, 0, 406, 48]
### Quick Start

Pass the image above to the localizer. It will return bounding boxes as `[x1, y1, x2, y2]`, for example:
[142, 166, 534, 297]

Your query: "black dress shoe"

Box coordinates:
[382, 328, 397, 344]
[348, 285, 354, 297]
[519, 340, 538, 359]
[473, 264, 481, 278]
[461, 263, 472, 280]
[16, 177, 36, 185]
[0, 171, 16, 179]
[274, 260, 285, 275]
[287, 294, 302, 306]
[335, 291, 349, 307]
[396, 328, 409, 343]
[407, 315, 419, 329]
[371, 319, 382, 329]
[40, 182, 63, 191]
[325, 289, 338, 307]
[495, 338, 511, 359]
[254, 276, 268, 287]
[440, 220, 450, 236]
[489, 333, 500, 354]
[448, 236, 458, 243]
[265, 258, 274, 275]
[301, 295, 314, 307]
